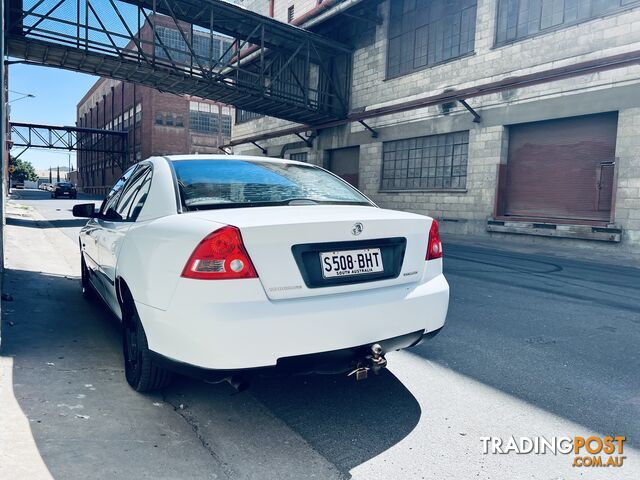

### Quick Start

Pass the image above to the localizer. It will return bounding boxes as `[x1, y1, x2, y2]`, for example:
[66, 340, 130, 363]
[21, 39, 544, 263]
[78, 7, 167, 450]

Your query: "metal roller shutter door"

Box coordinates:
[504, 113, 618, 222]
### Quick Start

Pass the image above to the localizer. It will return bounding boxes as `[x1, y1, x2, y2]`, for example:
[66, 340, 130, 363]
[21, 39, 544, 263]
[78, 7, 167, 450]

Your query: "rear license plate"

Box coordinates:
[320, 248, 383, 279]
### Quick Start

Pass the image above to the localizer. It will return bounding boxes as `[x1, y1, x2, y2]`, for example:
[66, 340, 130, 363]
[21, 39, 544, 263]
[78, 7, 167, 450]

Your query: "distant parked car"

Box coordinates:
[52, 182, 77, 199]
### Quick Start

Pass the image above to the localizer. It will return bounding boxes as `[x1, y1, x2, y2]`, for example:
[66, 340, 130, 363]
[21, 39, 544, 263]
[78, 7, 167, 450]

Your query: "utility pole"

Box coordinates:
[56, 165, 60, 182]
[49, 167, 52, 183]
[1, 0, 6, 275]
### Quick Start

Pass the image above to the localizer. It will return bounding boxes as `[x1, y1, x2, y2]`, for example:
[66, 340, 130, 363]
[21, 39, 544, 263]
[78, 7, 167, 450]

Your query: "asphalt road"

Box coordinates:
[3, 189, 640, 480]
[10, 188, 103, 243]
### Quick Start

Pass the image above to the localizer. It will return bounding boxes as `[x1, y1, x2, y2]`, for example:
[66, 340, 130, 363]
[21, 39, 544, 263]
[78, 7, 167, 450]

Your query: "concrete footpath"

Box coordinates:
[0, 204, 230, 479]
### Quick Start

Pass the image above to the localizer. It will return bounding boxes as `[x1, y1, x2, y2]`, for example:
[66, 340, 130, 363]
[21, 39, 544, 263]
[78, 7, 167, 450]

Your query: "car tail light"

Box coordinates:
[426, 219, 443, 260]
[181, 226, 258, 280]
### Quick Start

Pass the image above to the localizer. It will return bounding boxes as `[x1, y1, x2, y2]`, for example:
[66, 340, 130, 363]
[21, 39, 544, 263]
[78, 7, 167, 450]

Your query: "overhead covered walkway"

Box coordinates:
[5, 0, 352, 125]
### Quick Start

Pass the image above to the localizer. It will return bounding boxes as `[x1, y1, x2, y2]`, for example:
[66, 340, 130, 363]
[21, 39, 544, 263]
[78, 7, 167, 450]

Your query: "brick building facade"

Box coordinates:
[234, 0, 640, 256]
[76, 15, 233, 194]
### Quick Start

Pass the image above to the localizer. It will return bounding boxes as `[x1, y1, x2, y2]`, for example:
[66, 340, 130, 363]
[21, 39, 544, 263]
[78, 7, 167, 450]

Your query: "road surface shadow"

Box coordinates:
[416, 243, 640, 447]
[249, 369, 420, 475]
[162, 369, 421, 479]
[2, 267, 420, 479]
[6, 216, 89, 229]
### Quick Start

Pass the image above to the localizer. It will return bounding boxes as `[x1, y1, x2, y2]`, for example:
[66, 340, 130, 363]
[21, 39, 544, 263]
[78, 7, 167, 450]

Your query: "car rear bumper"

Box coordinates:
[149, 328, 442, 380]
[135, 271, 449, 370]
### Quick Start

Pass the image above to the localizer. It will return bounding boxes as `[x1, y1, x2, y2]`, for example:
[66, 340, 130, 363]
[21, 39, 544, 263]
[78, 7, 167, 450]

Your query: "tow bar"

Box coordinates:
[348, 343, 387, 381]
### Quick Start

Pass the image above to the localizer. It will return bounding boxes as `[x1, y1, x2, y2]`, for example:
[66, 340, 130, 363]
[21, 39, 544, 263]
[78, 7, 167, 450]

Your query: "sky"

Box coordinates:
[8, 64, 98, 172]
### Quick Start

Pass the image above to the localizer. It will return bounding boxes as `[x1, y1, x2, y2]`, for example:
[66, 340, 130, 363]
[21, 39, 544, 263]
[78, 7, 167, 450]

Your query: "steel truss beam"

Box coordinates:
[9, 122, 128, 169]
[6, 0, 352, 124]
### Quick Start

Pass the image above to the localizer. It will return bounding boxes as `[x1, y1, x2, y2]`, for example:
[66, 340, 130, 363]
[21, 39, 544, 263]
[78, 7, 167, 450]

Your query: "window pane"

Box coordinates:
[289, 152, 308, 162]
[387, 0, 477, 78]
[496, 0, 639, 44]
[381, 132, 469, 191]
[172, 160, 372, 208]
[116, 166, 151, 220]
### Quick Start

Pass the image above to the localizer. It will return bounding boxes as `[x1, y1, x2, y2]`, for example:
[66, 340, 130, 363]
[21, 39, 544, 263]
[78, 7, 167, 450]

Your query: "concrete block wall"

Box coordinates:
[273, 0, 319, 22]
[236, 0, 270, 16]
[614, 108, 640, 247]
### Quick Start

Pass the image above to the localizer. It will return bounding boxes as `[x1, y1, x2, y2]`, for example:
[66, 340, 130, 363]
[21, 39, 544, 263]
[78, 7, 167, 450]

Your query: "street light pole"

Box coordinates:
[1, 0, 6, 272]
[8, 91, 35, 103]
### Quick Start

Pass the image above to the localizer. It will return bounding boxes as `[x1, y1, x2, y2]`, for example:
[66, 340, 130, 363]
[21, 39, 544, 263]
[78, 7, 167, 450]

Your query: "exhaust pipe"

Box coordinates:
[226, 375, 249, 392]
[204, 375, 249, 392]
[348, 343, 387, 381]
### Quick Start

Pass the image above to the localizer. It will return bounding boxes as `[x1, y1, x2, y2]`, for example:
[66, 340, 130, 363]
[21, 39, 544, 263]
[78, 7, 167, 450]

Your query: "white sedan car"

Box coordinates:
[74, 155, 449, 391]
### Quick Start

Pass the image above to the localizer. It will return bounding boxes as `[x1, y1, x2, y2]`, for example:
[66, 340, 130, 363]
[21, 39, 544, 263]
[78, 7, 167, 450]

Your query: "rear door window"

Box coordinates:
[100, 166, 137, 217]
[172, 159, 372, 210]
[115, 165, 153, 221]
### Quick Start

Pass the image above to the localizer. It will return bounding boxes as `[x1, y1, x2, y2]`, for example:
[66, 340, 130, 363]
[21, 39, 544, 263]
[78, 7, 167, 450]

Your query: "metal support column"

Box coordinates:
[1, 0, 6, 273]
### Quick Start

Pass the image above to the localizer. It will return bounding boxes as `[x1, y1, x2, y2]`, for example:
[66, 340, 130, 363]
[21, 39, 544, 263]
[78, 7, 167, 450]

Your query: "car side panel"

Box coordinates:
[97, 219, 132, 316]
[79, 220, 106, 298]
[115, 215, 225, 311]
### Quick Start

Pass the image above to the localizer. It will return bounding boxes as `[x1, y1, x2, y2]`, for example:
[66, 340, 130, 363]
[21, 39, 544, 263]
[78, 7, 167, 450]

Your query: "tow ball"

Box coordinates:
[348, 343, 387, 381]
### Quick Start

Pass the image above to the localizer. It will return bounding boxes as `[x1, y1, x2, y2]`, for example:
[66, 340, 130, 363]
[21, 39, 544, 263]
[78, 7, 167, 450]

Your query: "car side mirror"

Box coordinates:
[72, 203, 96, 218]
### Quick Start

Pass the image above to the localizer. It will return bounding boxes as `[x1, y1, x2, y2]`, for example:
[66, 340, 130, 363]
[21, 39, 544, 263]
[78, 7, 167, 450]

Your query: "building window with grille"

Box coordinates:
[288, 5, 295, 22]
[221, 114, 232, 137]
[387, 0, 477, 78]
[289, 152, 308, 162]
[135, 104, 142, 125]
[189, 110, 214, 133]
[189, 101, 232, 135]
[176, 115, 184, 128]
[156, 26, 234, 69]
[381, 132, 469, 191]
[155, 26, 189, 65]
[495, 0, 640, 45]
[155, 113, 164, 126]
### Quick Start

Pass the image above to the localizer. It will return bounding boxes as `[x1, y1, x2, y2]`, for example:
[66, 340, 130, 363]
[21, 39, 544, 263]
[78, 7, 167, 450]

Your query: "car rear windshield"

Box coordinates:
[172, 159, 373, 210]
[58, 183, 72, 187]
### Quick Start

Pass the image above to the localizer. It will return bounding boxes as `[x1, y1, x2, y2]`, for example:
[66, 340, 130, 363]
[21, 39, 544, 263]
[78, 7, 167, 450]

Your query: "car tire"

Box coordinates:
[123, 303, 173, 392]
[81, 255, 97, 301]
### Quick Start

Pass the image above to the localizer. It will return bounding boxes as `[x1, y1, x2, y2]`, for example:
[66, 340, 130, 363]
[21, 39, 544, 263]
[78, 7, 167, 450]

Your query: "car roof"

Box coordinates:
[161, 154, 311, 167]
